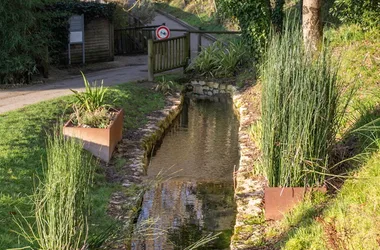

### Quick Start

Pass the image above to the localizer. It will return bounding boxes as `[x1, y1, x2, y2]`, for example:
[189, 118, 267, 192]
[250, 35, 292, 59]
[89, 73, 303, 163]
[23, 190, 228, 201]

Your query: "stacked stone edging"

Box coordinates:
[231, 87, 266, 249]
[189, 80, 237, 97]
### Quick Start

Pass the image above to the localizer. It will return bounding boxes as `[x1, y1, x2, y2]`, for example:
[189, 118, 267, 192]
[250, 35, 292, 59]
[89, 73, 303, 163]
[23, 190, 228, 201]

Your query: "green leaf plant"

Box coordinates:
[70, 72, 115, 128]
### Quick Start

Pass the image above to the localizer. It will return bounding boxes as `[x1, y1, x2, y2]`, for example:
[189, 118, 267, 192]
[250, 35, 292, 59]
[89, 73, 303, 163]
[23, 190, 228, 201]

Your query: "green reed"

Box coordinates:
[261, 17, 340, 187]
[15, 127, 94, 249]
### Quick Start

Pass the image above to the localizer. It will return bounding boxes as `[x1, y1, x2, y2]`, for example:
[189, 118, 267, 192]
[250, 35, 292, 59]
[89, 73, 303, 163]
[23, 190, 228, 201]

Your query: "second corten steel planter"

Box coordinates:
[63, 109, 124, 163]
[264, 186, 327, 220]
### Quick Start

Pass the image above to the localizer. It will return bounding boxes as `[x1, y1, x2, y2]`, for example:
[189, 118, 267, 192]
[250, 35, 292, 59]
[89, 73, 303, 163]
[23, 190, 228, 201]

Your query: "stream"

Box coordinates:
[132, 95, 240, 250]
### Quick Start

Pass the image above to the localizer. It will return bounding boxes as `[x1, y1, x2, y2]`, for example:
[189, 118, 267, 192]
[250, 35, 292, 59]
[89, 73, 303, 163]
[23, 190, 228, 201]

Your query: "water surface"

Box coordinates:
[132, 96, 239, 249]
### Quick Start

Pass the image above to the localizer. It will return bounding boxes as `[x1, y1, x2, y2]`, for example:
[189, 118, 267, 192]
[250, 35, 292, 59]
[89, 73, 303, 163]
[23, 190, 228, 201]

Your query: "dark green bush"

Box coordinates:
[0, 0, 116, 85]
[216, 0, 271, 57]
[187, 40, 249, 78]
[331, 0, 379, 29]
[0, 0, 42, 84]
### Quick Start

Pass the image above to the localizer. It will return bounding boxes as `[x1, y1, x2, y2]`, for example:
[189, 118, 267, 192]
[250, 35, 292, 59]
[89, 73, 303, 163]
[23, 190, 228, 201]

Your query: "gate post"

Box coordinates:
[198, 27, 202, 53]
[148, 39, 154, 81]
[184, 32, 191, 69]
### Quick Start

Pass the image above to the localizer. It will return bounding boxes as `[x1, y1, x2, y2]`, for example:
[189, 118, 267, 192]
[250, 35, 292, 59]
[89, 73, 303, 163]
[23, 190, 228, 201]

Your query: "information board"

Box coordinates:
[68, 15, 85, 64]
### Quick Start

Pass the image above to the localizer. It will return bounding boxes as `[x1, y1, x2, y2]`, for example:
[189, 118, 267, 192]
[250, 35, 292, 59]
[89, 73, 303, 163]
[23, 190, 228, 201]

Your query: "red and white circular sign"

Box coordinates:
[155, 26, 170, 40]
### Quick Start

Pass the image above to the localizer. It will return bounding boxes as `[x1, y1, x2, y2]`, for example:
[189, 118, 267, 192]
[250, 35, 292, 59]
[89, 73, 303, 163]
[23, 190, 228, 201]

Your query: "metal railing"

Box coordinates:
[114, 25, 161, 55]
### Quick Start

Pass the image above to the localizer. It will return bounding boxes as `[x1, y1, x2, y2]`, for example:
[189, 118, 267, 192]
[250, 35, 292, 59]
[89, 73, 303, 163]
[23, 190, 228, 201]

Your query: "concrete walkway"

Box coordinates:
[0, 64, 148, 114]
[0, 11, 214, 114]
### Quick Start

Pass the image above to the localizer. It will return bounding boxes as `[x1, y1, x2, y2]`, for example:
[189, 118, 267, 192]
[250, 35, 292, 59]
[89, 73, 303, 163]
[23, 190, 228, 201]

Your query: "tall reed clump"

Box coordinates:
[261, 17, 340, 187]
[15, 128, 94, 249]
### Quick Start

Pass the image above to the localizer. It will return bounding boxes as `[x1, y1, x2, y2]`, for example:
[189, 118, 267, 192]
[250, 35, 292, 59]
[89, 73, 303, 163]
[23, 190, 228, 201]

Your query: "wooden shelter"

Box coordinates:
[69, 17, 114, 64]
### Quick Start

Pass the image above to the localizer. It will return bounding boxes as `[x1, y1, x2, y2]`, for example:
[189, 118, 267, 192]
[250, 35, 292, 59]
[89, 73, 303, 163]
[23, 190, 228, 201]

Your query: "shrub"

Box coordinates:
[0, 1, 116, 85]
[216, 0, 283, 57]
[261, 17, 341, 187]
[188, 40, 248, 78]
[129, 0, 156, 25]
[0, 0, 43, 85]
[154, 77, 182, 95]
[14, 128, 95, 249]
[331, 0, 379, 29]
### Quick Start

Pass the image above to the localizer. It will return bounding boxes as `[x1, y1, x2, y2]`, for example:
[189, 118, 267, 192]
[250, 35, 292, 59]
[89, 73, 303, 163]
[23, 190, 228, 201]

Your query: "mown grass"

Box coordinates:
[266, 145, 380, 250]
[257, 24, 380, 249]
[0, 82, 165, 249]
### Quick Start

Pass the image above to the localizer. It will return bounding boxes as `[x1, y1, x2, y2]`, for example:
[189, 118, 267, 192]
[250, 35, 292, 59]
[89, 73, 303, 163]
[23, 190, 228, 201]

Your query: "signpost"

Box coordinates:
[68, 14, 85, 64]
[155, 26, 170, 40]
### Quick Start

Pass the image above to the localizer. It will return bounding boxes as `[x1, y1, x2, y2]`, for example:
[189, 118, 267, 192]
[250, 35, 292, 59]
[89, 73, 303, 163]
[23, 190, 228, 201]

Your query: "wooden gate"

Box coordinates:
[148, 33, 190, 81]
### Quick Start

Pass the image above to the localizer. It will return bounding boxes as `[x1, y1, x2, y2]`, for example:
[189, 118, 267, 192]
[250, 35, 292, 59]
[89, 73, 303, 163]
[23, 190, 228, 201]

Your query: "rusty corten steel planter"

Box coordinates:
[264, 186, 327, 221]
[63, 109, 124, 163]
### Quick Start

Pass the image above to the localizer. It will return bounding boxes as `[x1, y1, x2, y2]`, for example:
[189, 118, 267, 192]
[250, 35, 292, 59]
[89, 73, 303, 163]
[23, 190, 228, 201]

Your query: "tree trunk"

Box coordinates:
[302, 0, 322, 53]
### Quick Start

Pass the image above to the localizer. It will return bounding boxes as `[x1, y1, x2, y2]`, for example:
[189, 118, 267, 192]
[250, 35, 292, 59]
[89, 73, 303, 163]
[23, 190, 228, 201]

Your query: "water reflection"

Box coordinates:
[132, 96, 239, 250]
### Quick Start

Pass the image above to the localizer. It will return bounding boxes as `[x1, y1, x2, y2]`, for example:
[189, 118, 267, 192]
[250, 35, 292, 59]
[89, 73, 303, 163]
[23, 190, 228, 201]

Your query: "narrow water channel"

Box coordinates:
[132, 95, 239, 250]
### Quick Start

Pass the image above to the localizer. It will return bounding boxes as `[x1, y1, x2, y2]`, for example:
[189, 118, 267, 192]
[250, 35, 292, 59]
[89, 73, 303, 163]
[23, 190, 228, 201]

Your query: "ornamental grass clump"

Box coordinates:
[188, 40, 248, 78]
[261, 17, 340, 187]
[70, 73, 116, 128]
[14, 128, 94, 249]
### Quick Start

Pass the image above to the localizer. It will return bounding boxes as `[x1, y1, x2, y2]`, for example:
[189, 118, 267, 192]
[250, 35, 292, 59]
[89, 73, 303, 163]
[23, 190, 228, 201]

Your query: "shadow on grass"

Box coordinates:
[328, 104, 380, 191]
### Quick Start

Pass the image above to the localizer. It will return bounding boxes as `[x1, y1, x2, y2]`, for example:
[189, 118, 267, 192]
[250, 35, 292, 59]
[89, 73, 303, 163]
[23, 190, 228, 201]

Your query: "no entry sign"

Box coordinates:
[156, 26, 170, 40]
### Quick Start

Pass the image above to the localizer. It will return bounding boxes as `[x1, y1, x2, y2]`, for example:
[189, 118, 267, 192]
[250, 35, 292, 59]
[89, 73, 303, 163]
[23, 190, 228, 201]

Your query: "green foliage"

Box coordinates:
[331, 0, 379, 29]
[154, 0, 230, 35]
[154, 77, 182, 95]
[216, 0, 271, 56]
[276, 148, 380, 250]
[113, 4, 130, 29]
[248, 121, 262, 151]
[48, 1, 116, 23]
[0, 82, 164, 249]
[130, 0, 156, 25]
[188, 40, 248, 78]
[71, 73, 110, 113]
[0, 0, 116, 84]
[0, 0, 42, 84]
[261, 17, 341, 187]
[14, 128, 95, 250]
[70, 73, 113, 128]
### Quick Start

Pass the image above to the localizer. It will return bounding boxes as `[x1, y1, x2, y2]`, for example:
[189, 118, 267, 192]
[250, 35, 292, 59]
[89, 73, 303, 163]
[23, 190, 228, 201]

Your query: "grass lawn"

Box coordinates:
[255, 25, 380, 249]
[0, 82, 165, 249]
[155, 2, 224, 31]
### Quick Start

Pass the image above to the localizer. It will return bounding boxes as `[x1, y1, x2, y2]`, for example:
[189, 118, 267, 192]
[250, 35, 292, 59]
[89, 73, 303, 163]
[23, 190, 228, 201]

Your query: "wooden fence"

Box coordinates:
[148, 33, 190, 81]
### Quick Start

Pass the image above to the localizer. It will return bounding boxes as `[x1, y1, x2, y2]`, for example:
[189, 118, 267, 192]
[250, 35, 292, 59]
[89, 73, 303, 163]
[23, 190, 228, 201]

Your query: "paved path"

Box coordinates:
[0, 11, 214, 114]
[0, 64, 149, 114]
